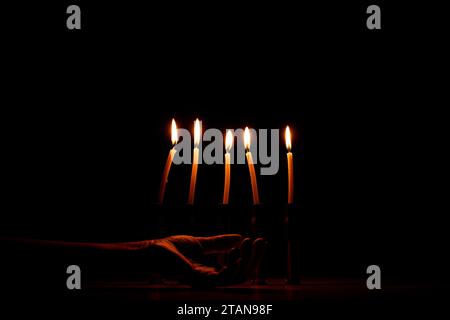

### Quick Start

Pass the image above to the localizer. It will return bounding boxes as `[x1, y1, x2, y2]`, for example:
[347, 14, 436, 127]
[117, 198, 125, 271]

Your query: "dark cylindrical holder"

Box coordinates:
[250, 204, 268, 284]
[185, 204, 197, 233]
[250, 204, 266, 237]
[285, 204, 300, 284]
[216, 204, 232, 234]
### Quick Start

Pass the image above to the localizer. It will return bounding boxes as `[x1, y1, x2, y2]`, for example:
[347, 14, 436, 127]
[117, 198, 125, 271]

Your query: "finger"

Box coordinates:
[195, 234, 243, 254]
[218, 238, 252, 285]
[246, 238, 266, 278]
[227, 247, 240, 265]
[221, 246, 240, 281]
[190, 264, 222, 288]
[192, 263, 220, 276]
[238, 238, 252, 275]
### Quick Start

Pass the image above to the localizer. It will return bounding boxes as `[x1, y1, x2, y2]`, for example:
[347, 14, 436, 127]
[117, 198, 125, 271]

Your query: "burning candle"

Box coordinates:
[188, 119, 201, 204]
[158, 119, 178, 204]
[244, 127, 260, 205]
[223, 130, 233, 204]
[286, 126, 294, 204]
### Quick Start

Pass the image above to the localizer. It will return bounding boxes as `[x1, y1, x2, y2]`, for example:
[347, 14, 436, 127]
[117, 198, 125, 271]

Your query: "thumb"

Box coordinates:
[195, 234, 243, 254]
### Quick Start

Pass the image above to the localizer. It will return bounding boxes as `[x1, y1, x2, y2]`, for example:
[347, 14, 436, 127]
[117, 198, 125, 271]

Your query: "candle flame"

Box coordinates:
[171, 119, 178, 145]
[244, 127, 251, 151]
[194, 119, 201, 147]
[285, 126, 292, 151]
[225, 130, 233, 152]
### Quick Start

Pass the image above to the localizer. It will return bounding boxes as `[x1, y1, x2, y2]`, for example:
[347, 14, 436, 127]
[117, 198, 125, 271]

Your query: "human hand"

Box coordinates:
[149, 234, 266, 286]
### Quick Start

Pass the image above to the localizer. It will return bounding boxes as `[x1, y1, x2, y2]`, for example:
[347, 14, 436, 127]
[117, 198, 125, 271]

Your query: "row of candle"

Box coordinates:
[159, 119, 295, 205]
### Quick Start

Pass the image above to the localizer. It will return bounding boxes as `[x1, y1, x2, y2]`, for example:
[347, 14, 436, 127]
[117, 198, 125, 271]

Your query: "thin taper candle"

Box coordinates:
[188, 119, 201, 204]
[244, 127, 260, 205]
[286, 126, 294, 204]
[223, 130, 233, 204]
[158, 119, 178, 204]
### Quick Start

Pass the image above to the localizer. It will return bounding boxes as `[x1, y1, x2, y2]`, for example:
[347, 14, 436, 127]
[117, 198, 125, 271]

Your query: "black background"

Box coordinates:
[1, 0, 448, 316]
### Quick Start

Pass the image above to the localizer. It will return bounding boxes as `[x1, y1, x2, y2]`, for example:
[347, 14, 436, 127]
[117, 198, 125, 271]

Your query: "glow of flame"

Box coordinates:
[244, 127, 251, 151]
[194, 119, 201, 147]
[171, 119, 178, 145]
[285, 126, 292, 151]
[225, 130, 233, 152]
